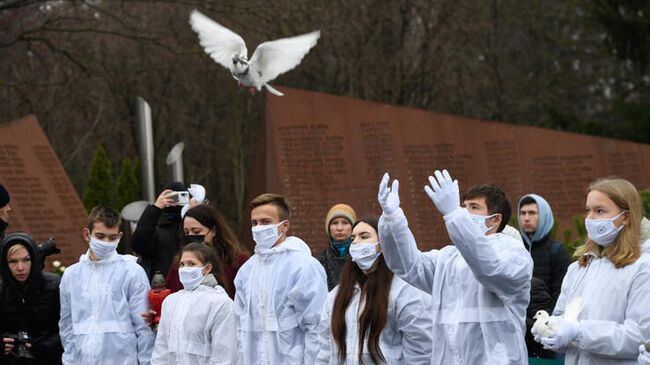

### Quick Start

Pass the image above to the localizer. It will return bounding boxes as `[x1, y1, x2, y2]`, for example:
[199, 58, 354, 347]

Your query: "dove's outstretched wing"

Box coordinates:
[249, 30, 320, 85]
[189, 10, 248, 70]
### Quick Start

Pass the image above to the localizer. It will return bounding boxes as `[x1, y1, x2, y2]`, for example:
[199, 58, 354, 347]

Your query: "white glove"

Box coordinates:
[540, 316, 580, 351]
[424, 169, 460, 216]
[640, 343, 650, 365]
[378, 172, 400, 215]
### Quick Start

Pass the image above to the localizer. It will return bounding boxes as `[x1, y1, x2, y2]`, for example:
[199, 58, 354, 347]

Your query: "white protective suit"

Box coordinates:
[59, 251, 155, 364]
[378, 207, 533, 365]
[316, 276, 433, 364]
[234, 236, 328, 364]
[151, 284, 237, 365]
[551, 252, 650, 364]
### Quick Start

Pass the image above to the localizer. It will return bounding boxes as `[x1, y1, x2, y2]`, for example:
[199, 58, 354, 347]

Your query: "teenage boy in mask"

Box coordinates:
[378, 170, 533, 364]
[234, 193, 327, 365]
[59, 206, 154, 364]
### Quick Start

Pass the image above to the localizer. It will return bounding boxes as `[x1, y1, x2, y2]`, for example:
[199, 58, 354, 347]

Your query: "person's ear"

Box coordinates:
[620, 211, 630, 225]
[279, 220, 290, 234]
[203, 263, 213, 276]
[490, 213, 503, 229]
[81, 228, 91, 243]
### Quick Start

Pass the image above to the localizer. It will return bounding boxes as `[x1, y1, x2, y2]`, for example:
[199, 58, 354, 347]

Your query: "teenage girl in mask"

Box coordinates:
[151, 243, 237, 365]
[166, 204, 249, 297]
[316, 216, 432, 364]
[534, 178, 650, 364]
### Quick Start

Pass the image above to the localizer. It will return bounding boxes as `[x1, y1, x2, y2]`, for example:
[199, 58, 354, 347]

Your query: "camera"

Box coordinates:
[38, 237, 61, 268]
[2, 331, 35, 359]
[169, 191, 190, 205]
[39, 237, 61, 258]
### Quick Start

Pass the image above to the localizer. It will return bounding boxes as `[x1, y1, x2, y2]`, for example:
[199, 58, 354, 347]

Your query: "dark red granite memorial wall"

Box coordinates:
[0, 115, 88, 265]
[259, 88, 650, 255]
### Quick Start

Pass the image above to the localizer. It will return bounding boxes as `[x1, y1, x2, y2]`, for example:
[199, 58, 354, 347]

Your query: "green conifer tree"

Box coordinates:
[82, 145, 114, 212]
[115, 158, 142, 210]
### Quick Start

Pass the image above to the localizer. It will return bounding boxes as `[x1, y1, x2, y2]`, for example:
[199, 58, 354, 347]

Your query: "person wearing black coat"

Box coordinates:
[526, 277, 556, 359]
[518, 194, 572, 305]
[130, 182, 185, 280]
[0, 232, 62, 365]
[0, 183, 11, 241]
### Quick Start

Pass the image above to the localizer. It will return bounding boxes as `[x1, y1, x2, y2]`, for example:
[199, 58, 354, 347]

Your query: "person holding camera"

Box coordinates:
[0, 232, 63, 365]
[131, 182, 187, 280]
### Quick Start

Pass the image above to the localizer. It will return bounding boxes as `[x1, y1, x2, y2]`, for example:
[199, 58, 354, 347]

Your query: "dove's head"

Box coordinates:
[533, 310, 549, 320]
[232, 56, 249, 76]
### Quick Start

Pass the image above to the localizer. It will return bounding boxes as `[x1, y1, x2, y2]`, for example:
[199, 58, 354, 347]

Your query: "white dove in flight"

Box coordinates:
[531, 297, 584, 338]
[189, 10, 320, 96]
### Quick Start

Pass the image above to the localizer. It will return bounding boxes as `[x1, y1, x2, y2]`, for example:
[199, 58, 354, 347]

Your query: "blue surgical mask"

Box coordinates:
[585, 211, 626, 247]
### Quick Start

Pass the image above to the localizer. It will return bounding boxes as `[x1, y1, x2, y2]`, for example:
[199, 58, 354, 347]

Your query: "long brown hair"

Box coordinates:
[183, 204, 248, 266]
[575, 178, 642, 268]
[331, 216, 393, 364]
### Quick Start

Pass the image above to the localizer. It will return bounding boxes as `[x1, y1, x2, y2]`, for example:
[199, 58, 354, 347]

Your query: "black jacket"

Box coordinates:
[316, 246, 348, 291]
[0, 233, 63, 365]
[130, 205, 181, 279]
[526, 277, 556, 359]
[528, 234, 571, 306]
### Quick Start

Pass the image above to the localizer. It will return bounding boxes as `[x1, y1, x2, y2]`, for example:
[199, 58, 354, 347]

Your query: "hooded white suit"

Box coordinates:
[234, 236, 328, 364]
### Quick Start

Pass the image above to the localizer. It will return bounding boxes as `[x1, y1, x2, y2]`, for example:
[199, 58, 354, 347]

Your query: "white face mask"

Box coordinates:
[585, 211, 626, 247]
[252, 221, 286, 250]
[349, 242, 381, 271]
[89, 237, 119, 260]
[178, 266, 206, 291]
[467, 211, 499, 235]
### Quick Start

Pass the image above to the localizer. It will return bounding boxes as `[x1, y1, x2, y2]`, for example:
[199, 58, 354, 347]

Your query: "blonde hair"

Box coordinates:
[575, 178, 642, 268]
[7, 243, 28, 258]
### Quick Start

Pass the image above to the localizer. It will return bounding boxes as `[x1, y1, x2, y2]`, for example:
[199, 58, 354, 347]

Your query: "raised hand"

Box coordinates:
[424, 169, 460, 216]
[378, 172, 400, 215]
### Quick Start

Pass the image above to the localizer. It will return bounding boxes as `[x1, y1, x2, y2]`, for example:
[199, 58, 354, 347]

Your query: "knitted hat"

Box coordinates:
[0, 183, 9, 208]
[325, 203, 357, 235]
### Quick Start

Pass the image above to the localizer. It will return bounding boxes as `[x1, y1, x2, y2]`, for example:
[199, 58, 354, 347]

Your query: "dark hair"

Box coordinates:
[87, 206, 122, 231]
[249, 193, 290, 221]
[519, 196, 536, 208]
[183, 204, 248, 266]
[461, 184, 511, 232]
[180, 242, 226, 288]
[331, 215, 392, 364]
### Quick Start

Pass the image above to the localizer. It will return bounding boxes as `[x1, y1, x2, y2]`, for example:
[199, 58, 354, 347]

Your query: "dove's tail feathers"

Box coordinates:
[265, 84, 284, 96]
[564, 296, 584, 321]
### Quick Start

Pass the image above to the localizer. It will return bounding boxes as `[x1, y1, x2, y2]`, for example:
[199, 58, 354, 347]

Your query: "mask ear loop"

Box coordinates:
[615, 210, 628, 226]
[278, 220, 288, 236]
[486, 213, 501, 231]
